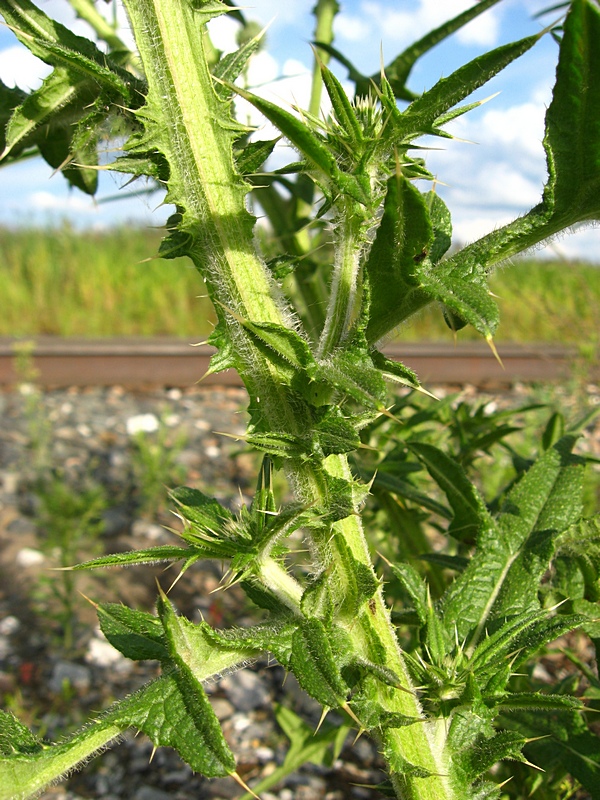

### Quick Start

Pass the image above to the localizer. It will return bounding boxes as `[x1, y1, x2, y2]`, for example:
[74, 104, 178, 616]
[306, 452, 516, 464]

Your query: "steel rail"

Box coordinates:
[0, 338, 596, 389]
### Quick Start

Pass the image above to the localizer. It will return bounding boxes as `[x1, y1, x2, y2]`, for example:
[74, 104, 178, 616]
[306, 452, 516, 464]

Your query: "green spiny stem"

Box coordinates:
[122, 3, 454, 797]
[321, 455, 454, 800]
[122, 0, 312, 439]
[318, 200, 369, 357]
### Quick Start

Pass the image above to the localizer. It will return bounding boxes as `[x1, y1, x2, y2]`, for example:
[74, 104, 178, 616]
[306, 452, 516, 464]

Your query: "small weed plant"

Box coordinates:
[1, 1, 600, 798]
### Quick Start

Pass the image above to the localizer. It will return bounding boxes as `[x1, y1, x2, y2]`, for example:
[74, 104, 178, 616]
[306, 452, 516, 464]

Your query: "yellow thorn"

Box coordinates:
[230, 771, 261, 799]
[522, 757, 545, 773]
[342, 703, 362, 729]
[315, 707, 329, 734]
[485, 335, 504, 369]
[166, 569, 186, 594]
[149, 745, 157, 763]
[352, 727, 366, 745]
[78, 592, 99, 609]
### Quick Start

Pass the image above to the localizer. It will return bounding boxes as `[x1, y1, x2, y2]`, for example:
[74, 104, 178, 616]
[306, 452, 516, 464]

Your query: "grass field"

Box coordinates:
[1, 224, 599, 348]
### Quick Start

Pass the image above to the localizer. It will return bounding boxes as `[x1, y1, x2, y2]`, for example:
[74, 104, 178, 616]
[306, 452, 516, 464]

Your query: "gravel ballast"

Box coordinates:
[1, 382, 599, 799]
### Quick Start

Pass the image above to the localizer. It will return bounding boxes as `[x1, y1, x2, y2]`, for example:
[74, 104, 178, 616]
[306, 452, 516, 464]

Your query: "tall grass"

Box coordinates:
[0, 224, 216, 337]
[1, 224, 598, 344]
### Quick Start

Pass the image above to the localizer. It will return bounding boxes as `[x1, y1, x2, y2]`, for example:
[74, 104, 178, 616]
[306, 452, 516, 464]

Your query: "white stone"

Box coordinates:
[131, 519, 165, 541]
[0, 616, 20, 635]
[205, 445, 220, 459]
[126, 413, 160, 436]
[85, 637, 129, 671]
[15, 547, 45, 567]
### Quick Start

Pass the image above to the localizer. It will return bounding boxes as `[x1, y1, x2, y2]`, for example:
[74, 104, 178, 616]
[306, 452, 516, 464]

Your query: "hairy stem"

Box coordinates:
[318, 200, 368, 357]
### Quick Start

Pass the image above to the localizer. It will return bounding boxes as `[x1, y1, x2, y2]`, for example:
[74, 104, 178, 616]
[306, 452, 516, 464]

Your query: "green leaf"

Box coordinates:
[0, 706, 124, 800]
[95, 603, 169, 662]
[229, 83, 368, 203]
[471, 612, 584, 685]
[493, 692, 583, 712]
[442, 437, 584, 642]
[407, 442, 492, 542]
[0, 0, 136, 100]
[171, 486, 233, 530]
[0, 711, 41, 756]
[157, 591, 263, 682]
[290, 618, 349, 708]
[2, 68, 84, 159]
[397, 33, 541, 141]
[324, 350, 388, 412]
[234, 137, 278, 175]
[212, 34, 261, 96]
[0, 79, 26, 157]
[320, 62, 363, 142]
[455, 730, 527, 784]
[425, 190, 452, 264]
[388, 562, 428, 626]
[541, 0, 600, 223]
[370, 349, 422, 391]
[436, 0, 600, 284]
[368, 470, 452, 519]
[417, 269, 500, 339]
[116, 671, 235, 777]
[71, 545, 194, 570]
[365, 175, 432, 343]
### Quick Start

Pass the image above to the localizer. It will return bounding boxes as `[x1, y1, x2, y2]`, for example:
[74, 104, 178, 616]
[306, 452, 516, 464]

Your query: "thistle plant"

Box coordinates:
[1, 1, 600, 799]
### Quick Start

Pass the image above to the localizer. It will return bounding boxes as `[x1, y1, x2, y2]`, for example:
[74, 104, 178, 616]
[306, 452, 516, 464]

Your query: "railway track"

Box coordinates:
[0, 337, 596, 389]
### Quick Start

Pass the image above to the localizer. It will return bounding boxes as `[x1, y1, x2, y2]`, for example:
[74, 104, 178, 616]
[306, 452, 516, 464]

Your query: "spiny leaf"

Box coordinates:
[541, 0, 600, 222]
[171, 486, 233, 531]
[70, 546, 194, 570]
[115, 671, 235, 777]
[396, 33, 541, 141]
[0, 712, 41, 756]
[388, 562, 428, 626]
[442, 436, 584, 642]
[290, 618, 349, 708]
[228, 83, 368, 203]
[374, 0, 505, 101]
[454, 730, 527, 784]
[0, 0, 137, 100]
[370, 349, 422, 392]
[493, 692, 583, 712]
[365, 174, 432, 343]
[96, 603, 169, 662]
[2, 68, 91, 160]
[320, 61, 363, 142]
[407, 441, 493, 542]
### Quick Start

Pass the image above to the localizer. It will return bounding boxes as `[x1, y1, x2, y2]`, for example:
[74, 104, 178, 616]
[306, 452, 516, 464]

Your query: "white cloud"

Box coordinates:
[357, 0, 502, 50]
[237, 1, 310, 27]
[0, 45, 52, 91]
[207, 14, 240, 54]
[455, 8, 500, 46]
[29, 191, 98, 214]
[334, 15, 372, 43]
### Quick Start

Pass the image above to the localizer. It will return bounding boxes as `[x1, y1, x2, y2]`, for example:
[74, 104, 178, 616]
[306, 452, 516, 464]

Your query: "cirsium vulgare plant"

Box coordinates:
[1, 1, 600, 798]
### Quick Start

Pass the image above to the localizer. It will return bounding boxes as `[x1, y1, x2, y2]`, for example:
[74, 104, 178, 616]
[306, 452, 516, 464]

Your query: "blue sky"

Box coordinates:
[0, 0, 598, 262]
